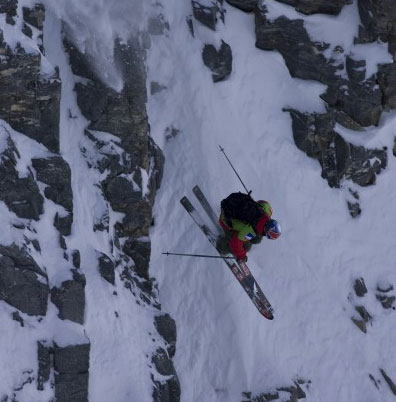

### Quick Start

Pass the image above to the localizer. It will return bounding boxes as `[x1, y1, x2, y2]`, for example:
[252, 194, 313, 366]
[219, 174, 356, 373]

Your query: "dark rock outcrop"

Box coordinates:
[22, 3, 45, 30]
[0, 36, 61, 153]
[32, 156, 73, 235]
[286, 109, 387, 189]
[12, 310, 24, 326]
[65, 33, 164, 242]
[354, 277, 368, 297]
[0, 0, 18, 25]
[352, 305, 372, 333]
[96, 251, 115, 285]
[71, 250, 81, 269]
[0, 136, 44, 220]
[154, 314, 177, 358]
[192, 0, 225, 31]
[152, 348, 181, 402]
[347, 201, 361, 218]
[346, 56, 366, 83]
[123, 238, 151, 279]
[273, 0, 352, 15]
[37, 341, 51, 390]
[226, 0, 257, 12]
[64, 27, 174, 401]
[255, 10, 341, 85]
[54, 343, 90, 402]
[347, 145, 387, 187]
[0, 244, 48, 315]
[321, 77, 382, 128]
[357, 0, 396, 57]
[243, 378, 309, 401]
[65, 37, 148, 168]
[32, 157, 73, 212]
[377, 63, 396, 110]
[51, 269, 86, 324]
[54, 212, 73, 237]
[202, 40, 232, 82]
[376, 283, 395, 309]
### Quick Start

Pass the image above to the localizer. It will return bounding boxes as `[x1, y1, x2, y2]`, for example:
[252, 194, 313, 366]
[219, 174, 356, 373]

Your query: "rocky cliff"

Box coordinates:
[0, 2, 179, 401]
[190, 0, 396, 219]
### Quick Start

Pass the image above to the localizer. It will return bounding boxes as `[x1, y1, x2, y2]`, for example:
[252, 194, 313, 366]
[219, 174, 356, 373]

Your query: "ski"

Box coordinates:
[180, 195, 274, 320]
[192, 185, 223, 233]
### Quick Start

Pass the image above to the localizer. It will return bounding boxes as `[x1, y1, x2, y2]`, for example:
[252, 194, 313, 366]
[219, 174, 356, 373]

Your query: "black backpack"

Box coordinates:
[221, 192, 262, 227]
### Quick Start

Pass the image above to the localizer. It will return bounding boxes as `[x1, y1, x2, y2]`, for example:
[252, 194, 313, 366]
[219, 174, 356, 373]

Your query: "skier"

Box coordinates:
[218, 192, 281, 262]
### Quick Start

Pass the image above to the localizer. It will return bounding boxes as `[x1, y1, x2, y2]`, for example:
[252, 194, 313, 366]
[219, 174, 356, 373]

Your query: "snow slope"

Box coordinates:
[148, 1, 396, 401]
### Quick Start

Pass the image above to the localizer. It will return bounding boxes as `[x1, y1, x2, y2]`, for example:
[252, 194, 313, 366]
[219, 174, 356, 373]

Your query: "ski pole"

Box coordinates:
[218, 145, 251, 195]
[162, 251, 235, 259]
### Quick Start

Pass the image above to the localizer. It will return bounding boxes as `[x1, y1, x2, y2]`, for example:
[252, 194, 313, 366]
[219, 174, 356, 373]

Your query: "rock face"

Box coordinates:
[0, 244, 49, 316]
[63, 26, 179, 402]
[32, 157, 73, 212]
[226, 0, 257, 12]
[96, 251, 115, 285]
[346, 56, 366, 83]
[0, 35, 61, 153]
[54, 343, 90, 402]
[286, 109, 387, 189]
[152, 348, 181, 402]
[65, 37, 149, 168]
[320, 77, 382, 128]
[51, 270, 86, 324]
[123, 237, 151, 279]
[250, 2, 396, 215]
[273, 0, 352, 15]
[0, 136, 44, 220]
[377, 63, 396, 110]
[255, 11, 340, 85]
[0, 0, 18, 25]
[154, 314, 177, 358]
[65, 35, 164, 242]
[202, 40, 233, 82]
[22, 3, 45, 30]
[254, 6, 396, 130]
[192, 0, 225, 30]
[357, 0, 396, 57]
[37, 341, 51, 391]
[242, 378, 309, 402]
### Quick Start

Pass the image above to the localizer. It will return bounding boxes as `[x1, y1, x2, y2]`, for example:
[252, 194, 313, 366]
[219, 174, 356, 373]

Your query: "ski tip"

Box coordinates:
[262, 310, 274, 320]
[180, 196, 195, 213]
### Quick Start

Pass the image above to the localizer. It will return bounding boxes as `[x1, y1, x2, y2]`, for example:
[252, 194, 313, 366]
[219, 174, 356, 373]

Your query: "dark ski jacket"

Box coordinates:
[219, 200, 272, 260]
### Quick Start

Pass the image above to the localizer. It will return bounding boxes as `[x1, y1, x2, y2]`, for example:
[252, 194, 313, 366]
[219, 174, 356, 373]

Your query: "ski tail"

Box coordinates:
[192, 185, 223, 234]
[180, 196, 217, 242]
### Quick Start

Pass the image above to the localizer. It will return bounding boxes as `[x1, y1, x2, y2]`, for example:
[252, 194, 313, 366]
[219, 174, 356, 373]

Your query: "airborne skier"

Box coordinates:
[181, 187, 275, 319]
[218, 192, 281, 262]
[177, 147, 279, 319]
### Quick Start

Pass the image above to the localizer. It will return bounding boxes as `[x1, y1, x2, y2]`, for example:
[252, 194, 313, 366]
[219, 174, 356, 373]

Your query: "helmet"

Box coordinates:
[265, 219, 281, 240]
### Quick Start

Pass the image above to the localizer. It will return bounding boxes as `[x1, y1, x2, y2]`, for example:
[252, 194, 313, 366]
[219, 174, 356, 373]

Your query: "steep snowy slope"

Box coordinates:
[148, 1, 396, 401]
